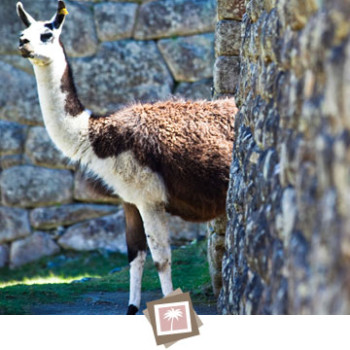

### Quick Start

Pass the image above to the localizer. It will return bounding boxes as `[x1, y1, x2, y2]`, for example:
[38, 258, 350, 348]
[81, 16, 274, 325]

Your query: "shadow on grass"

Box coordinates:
[0, 239, 215, 314]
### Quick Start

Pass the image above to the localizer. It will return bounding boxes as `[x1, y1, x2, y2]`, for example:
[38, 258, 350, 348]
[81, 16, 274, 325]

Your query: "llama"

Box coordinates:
[16, 0, 238, 314]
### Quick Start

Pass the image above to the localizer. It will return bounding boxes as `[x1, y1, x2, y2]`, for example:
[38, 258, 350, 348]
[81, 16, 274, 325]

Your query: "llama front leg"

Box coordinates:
[139, 204, 174, 297]
[123, 202, 147, 315]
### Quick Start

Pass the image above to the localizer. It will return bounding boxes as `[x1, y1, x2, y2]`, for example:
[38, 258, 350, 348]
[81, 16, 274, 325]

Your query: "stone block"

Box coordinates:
[62, 1, 99, 57]
[0, 206, 31, 244]
[285, 0, 318, 31]
[215, 20, 242, 56]
[213, 56, 240, 93]
[134, 0, 216, 39]
[0, 120, 27, 156]
[94, 2, 138, 42]
[208, 232, 225, 296]
[0, 61, 42, 126]
[207, 216, 227, 296]
[246, 0, 265, 22]
[30, 203, 120, 230]
[0, 245, 9, 268]
[71, 40, 173, 114]
[10, 232, 60, 268]
[25, 126, 74, 170]
[260, 9, 280, 62]
[158, 34, 215, 82]
[174, 78, 213, 101]
[218, 0, 246, 20]
[167, 215, 205, 245]
[0, 166, 73, 208]
[58, 211, 127, 254]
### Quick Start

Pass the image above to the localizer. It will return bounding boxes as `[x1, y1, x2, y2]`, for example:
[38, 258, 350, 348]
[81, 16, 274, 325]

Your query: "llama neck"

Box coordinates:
[32, 48, 90, 160]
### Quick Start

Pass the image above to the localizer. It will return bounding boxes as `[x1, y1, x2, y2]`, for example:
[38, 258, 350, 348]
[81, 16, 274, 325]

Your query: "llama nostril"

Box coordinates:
[19, 38, 30, 47]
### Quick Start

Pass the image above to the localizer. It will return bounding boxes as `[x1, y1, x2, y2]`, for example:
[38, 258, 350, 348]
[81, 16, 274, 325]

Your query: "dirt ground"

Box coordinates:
[30, 291, 218, 315]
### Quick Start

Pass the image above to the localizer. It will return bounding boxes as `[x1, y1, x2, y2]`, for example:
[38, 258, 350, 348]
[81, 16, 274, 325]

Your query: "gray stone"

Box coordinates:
[94, 2, 138, 42]
[281, 187, 297, 243]
[10, 232, 60, 268]
[58, 211, 127, 254]
[207, 216, 227, 296]
[0, 154, 25, 170]
[61, 1, 99, 57]
[167, 215, 205, 245]
[174, 78, 213, 101]
[215, 20, 242, 56]
[158, 34, 215, 82]
[30, 204, 120, 230]
[213, 56, 240, 93]
[74, 169, 121, 204]
[0, 61, 42, 125]
[0, 245, 9, 268]
[25, 126, 74, 170]
[134, 0, 216, 40]
[208, 232, 225, 296]
[217, 0, 350, 315]
[0, 55, 34, 75]
[0, 120, 27, 156]
[0, 166, 73, 208]
[0, 206, 31, 244]
[71, 40, 173, 114]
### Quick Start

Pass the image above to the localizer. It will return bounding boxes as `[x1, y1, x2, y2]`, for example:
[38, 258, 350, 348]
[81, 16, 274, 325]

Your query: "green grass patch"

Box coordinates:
[0, 239, 214, 314]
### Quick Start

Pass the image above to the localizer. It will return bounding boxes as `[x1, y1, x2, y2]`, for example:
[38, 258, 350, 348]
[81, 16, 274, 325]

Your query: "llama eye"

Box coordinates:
[40, 33, 53, 42]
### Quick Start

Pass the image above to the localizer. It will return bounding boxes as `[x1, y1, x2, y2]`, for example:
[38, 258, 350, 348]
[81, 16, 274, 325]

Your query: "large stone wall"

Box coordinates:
[0, 0, 215, 268]
[218, 0, 350, 314]
[207, 0, 244, 297]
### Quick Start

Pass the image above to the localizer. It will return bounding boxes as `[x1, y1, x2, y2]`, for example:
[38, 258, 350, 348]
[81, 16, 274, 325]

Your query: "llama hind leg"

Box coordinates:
[139, 204, 174, 297]
[123, 202, 147, 315]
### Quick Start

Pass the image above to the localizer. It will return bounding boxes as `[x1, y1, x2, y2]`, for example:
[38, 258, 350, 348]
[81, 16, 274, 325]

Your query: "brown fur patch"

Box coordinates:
[124, 202, 147, 262]
[89, 99, 238, 222]
[60, 45, 84, 117]
[154, 260, 170, 272]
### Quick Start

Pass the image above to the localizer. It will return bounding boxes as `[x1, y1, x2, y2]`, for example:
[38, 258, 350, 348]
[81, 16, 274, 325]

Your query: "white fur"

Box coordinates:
[34, 61, 92, 162]
[138, 205, 173, 297]
[128, 250, 147, 308]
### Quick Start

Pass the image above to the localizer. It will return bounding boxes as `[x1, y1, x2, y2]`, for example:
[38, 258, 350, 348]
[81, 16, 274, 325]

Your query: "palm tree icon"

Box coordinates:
[163, 307, 183, 331]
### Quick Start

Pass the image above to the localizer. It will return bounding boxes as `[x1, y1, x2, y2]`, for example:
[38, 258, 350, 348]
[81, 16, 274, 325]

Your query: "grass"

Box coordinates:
[0, 239, 214, 314]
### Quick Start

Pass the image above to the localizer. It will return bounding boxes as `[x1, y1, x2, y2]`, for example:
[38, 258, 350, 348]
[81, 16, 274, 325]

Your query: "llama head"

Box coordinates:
[16, 1, 68, 66]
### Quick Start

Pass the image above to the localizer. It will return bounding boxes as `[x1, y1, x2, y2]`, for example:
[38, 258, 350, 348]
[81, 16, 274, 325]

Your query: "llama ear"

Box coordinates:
[50, 1, 69, 30]
[16, 2, 36, 27]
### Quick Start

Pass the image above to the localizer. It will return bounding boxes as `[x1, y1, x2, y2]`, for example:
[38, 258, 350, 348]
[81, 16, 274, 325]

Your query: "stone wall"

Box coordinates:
[207, 0, 245, 297]
[0, 0, 215, 268]
[218, 0, 350, 314]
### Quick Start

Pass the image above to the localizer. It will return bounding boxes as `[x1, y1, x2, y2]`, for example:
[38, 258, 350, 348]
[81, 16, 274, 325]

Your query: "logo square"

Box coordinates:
[154, 301, 192, 336]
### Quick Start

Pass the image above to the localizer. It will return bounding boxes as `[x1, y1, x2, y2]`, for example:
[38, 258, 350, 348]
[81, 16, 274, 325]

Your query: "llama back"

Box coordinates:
[89, 98, 237, 221]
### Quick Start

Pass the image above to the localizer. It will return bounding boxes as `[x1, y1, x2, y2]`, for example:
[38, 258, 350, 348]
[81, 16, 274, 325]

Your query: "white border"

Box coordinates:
[154, 301, 192, 336]
[0, 316, 349, 350]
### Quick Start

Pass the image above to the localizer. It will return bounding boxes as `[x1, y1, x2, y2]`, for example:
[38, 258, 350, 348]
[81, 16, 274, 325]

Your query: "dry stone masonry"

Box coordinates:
[0, 0, 214, 268]
[207, 0, 245, 299]
[217, 0, 350, 314]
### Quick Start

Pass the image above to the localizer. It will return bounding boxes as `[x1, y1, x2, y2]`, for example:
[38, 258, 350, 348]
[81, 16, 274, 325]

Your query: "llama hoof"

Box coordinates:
[126, 304, 139, 315]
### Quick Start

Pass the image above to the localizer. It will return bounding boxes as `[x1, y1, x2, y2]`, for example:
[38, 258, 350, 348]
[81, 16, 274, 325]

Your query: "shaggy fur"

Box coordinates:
[90, 99, 237, 222]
